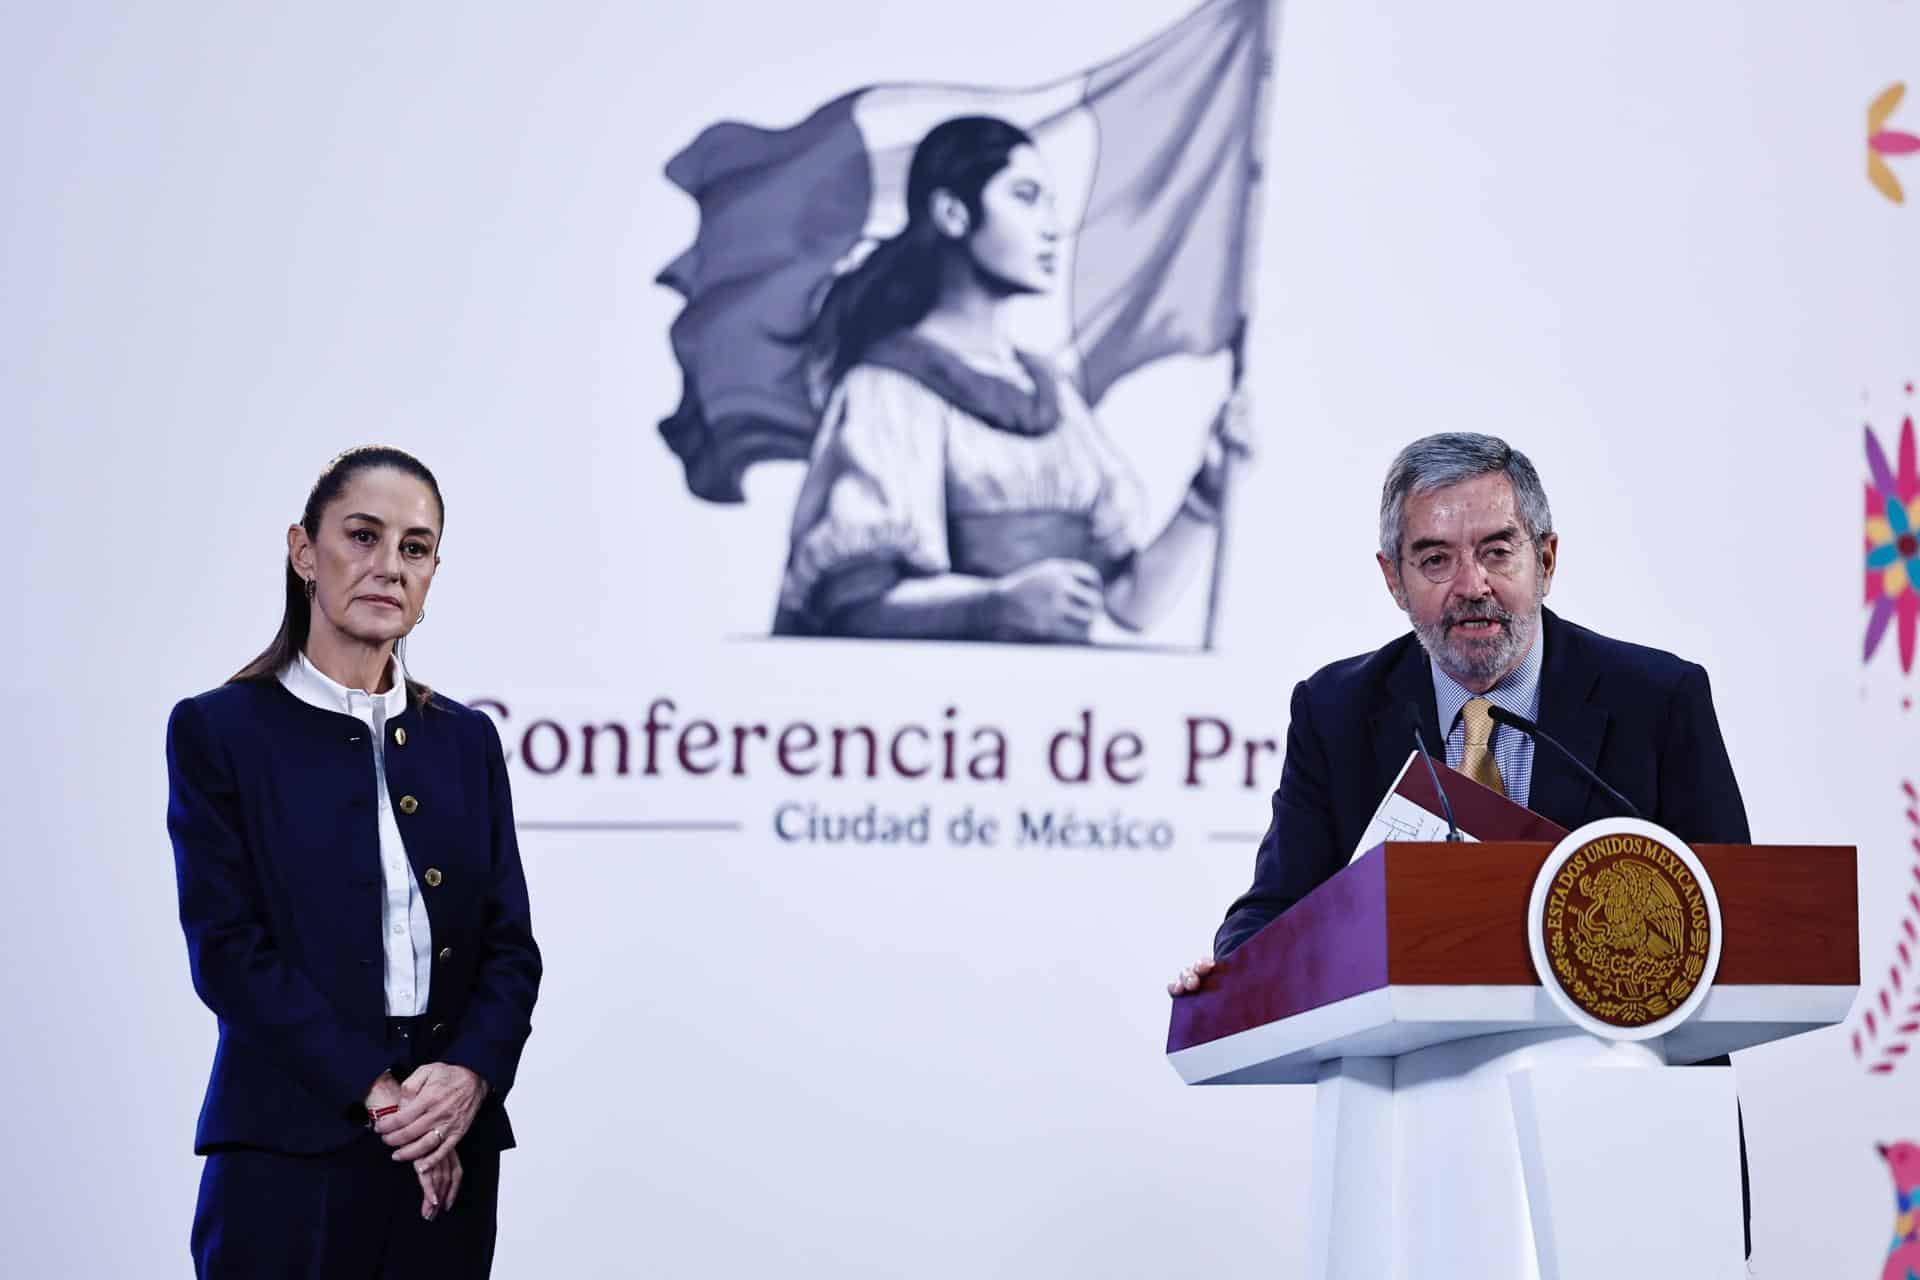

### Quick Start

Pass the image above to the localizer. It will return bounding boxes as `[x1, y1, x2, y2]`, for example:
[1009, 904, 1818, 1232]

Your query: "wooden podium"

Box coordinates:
[1166, 841, 1858, 1280]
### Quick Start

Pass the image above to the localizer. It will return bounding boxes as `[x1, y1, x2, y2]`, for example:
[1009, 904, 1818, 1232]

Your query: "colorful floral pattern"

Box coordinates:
[1871, 83, 1920, 205]
[1866, 419, 1920, 670]
[1887, 1142, 1920, 1276]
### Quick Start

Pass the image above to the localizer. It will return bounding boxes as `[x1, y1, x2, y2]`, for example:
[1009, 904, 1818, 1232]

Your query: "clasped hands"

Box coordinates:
[365, 1063, 489, 1221]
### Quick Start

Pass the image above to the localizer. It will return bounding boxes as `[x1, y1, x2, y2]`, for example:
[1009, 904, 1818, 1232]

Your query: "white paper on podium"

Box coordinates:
[1348, 751, 1481, 863]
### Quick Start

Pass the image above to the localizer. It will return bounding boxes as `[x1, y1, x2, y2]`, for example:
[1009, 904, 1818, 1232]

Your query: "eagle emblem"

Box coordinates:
[1575, 858, 1686, 960]
[1538, 831, 1714, 1029]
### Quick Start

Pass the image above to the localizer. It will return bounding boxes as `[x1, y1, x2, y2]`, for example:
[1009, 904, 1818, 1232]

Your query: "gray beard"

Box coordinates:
[1411, 595, 1541, 688]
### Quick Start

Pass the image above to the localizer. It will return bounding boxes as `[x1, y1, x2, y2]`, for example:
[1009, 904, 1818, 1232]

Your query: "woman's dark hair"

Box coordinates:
[807, 115, 1034, 392]
[231, 446, 445, 705]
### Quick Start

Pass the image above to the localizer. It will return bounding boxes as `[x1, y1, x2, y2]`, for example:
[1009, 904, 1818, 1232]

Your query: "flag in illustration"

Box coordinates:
[657, 0, 1272, 502]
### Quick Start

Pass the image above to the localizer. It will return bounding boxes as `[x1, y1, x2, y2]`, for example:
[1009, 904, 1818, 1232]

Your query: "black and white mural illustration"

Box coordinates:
[658, 0, 1272, 646]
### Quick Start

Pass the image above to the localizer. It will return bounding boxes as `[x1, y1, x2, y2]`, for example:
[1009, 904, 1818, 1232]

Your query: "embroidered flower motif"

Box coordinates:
[1866, 418, 1920, 669]
[1871, 83, 1920, 205]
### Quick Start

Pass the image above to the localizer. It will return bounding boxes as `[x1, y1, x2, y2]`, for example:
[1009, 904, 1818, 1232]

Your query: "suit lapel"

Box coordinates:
[1368, 636, 1444, 793]
[1528, 610, 1609, 829]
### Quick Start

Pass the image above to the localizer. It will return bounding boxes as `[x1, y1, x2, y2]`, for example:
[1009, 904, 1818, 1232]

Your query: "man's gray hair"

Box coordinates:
[1378, 433, 1553, 563]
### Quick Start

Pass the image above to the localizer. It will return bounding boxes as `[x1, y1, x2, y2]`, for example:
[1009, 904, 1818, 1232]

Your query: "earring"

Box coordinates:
[415, 607, 427, 625]
[303, 578, 316, 601]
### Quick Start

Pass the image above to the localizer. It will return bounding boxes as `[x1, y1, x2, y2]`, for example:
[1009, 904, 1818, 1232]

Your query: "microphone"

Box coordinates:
[1404, 702, 1464, 842]
[1484, 704, 1643, 820]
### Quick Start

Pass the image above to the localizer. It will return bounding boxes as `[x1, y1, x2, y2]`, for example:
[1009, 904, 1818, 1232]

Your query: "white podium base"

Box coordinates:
[1307, 1029, 1744, 1280]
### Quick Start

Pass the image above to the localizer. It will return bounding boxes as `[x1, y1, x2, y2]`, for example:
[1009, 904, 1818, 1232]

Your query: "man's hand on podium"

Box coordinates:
[1167, 957, 1216, 996]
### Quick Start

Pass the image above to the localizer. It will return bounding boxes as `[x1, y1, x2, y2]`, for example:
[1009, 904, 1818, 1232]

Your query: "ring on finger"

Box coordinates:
[430, 1126, 447, 1146]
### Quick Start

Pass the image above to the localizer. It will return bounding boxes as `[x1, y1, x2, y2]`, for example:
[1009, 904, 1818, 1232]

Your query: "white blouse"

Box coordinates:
[278, 651, 432, 1016]
[778, 360, 1144, 620]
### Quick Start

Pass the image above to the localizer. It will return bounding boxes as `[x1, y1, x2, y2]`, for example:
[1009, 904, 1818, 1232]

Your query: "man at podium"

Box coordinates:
[1167, 431, 1755, 1259]
[1173, 431, 1749, 978]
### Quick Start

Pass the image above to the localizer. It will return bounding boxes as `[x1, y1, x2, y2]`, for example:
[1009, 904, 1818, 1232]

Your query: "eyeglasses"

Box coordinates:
[1403, 539, 1533, 585]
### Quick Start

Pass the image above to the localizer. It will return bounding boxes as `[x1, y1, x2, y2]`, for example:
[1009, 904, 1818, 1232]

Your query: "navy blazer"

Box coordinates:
[166, 677, 541, 1155]
[1215, 609, 1751, 957]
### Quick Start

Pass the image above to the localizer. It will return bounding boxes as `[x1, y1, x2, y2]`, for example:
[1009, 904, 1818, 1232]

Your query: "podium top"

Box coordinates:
[1168, 841, 1857, 1081]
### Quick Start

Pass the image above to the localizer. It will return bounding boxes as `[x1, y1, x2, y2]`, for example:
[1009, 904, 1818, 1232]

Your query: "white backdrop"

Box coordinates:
[4, 2, 1917, 1275]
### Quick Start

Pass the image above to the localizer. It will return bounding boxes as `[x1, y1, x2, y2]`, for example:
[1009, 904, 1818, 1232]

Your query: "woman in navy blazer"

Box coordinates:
[166, 446, 540, 1277]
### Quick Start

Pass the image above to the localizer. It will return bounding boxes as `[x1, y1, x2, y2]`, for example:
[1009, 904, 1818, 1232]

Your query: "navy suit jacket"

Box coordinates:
[166, 678, 541, 1155]
[1215, 609, 1750, 957]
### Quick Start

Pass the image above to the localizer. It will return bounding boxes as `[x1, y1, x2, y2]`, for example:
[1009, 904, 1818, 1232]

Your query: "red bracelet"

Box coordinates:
[369, 1104, 400, 1121]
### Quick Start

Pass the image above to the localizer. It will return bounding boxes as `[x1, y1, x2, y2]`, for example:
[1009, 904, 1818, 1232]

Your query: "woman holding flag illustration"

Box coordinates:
[773, 115, 1246, 643]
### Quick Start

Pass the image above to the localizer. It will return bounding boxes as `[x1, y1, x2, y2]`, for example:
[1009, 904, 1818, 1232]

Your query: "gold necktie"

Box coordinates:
[1459, 697, 1506, 796]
